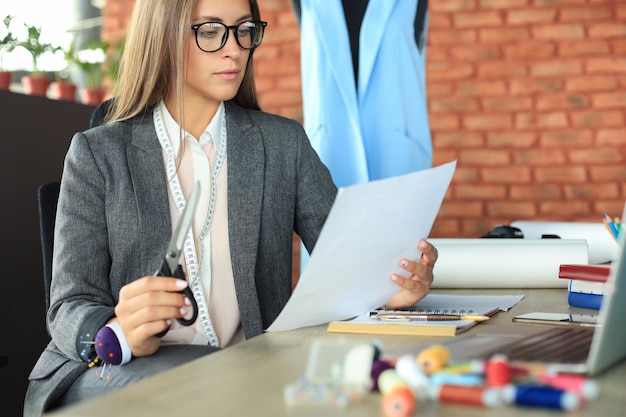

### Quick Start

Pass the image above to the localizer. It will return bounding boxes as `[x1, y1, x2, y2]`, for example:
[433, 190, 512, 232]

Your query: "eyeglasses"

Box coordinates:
[191, 21, 267, 53]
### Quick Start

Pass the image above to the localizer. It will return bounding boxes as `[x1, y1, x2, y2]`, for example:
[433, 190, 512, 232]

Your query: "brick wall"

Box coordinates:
[100, 0, 626, 248]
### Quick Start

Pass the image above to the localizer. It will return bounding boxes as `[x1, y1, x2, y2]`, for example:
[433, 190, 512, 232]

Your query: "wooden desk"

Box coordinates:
[47, 289, 626, 417]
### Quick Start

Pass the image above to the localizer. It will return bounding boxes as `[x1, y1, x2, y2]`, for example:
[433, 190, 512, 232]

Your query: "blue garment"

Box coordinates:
[299, 0, 432, 187]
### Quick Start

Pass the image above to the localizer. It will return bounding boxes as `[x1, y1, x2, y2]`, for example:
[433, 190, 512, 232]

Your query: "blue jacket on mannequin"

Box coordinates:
[294, 0, 432, 188]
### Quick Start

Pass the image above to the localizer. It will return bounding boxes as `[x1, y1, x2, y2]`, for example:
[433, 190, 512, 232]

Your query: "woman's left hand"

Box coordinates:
[384, 239, 438, 309]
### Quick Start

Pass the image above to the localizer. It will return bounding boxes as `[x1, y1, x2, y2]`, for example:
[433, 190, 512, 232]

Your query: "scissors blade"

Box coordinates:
[163, 182, 201, 273]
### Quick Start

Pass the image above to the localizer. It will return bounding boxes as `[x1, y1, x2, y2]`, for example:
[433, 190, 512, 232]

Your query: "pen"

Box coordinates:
[369, 312, 490, 322]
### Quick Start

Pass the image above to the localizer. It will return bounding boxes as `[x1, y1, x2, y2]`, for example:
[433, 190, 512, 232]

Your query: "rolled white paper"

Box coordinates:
[429, 239, 589, 288]
[511, 221, 619, 264]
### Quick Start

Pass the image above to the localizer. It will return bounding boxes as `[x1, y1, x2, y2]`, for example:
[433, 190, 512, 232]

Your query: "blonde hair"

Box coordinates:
[106, 0, 262, 124]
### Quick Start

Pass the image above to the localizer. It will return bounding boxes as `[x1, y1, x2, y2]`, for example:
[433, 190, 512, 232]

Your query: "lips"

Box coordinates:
[215, 69, 240, 80]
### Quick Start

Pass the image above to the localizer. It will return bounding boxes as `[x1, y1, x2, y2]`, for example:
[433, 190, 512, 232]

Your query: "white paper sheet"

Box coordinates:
[428, 238, 589, 288]
[266, 160, 457, 332]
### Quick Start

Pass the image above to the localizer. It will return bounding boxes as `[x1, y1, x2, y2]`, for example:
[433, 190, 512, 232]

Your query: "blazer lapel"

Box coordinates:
[224, 103, 264, 336]
[358, 0, 398, 102]
[127, 114, 172, 271]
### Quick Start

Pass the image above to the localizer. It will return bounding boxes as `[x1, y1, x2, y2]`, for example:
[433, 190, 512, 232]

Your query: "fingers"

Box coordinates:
[115, 276, 191, 356]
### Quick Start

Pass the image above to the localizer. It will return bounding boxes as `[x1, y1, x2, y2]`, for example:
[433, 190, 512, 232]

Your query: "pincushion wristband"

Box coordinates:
[94, 322, 132, 366]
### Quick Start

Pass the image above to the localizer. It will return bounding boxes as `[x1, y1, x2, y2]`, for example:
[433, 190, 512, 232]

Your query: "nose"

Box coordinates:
[221, 28, 242, 58]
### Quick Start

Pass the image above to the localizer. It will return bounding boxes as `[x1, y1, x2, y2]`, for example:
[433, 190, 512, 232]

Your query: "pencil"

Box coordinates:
[369, 312, 490, 322]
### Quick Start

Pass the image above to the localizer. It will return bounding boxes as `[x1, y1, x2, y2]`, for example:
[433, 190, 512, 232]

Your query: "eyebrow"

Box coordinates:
[192, 14, 253, 24]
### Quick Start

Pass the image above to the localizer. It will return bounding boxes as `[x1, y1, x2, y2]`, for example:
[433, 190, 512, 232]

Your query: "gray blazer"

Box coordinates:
[24, 102, 337, 416]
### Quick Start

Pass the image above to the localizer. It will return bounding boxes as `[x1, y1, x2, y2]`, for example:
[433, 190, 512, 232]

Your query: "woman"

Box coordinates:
[24, 0, 437, 415]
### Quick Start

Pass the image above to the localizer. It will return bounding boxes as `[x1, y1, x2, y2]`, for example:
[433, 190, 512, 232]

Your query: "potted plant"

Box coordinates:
[50, 42, 77, 101]
[17, 22, 57, 96]
[0, 15, 17, 90]
[74, 37, 107, 106]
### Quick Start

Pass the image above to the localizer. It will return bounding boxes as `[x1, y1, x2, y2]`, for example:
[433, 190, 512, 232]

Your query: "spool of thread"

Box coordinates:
[378, 369, 408, 395]
[395, 354, 430, 400]
[439, 360, 485, 375]
[416, 344, 451, 375]
[536, 373, 600, 400]
[485, 354, 511, 387]
[382, 386, 416, 417]
[430, 384, 503, 408]
[371, 360, 394, 392]
[503, 384, 581, 411]
[430, 372, 484, 387]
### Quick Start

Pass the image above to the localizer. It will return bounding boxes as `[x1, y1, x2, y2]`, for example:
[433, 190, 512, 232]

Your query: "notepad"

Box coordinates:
[326, 294, 523, 337]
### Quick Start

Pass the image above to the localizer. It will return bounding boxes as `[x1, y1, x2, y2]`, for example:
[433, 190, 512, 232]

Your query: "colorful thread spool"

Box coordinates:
[382, 386, 416, 417]
[377, 369, 408, 395]
[371, 360, 394, 392]
[416, 344, 450, 375]
[430, 372, 484, 387]
[439, 360, 485, 375]
[430, 384, 503, 408]
[502, 384, 580, 411]
[394, 355, 430, 400]
[485, 354, 511, 387]
[536, 373, 600, 400]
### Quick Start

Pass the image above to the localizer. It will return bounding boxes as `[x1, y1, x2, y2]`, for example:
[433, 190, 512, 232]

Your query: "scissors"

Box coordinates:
[155, 182, 201, 337]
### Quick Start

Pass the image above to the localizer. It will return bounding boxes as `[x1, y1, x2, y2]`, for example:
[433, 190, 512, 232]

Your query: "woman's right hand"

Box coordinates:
[112, 276, 191, 357]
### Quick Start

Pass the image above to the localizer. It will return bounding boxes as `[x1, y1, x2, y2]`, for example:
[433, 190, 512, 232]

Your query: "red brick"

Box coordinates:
[531, 60, 584, 77]
[435, 131, 485, 148]
[590, 166, 626, 182]
[536, 93, 590, 110]
[457, 184, 507, 199]
[429, 14, 454, 29]
[431, 97, 480, 113]
[565, 184, 619, 200]
[535, 0, 586, 5]
[429, 29, 478, 45]
[565, 75, 618, 92]
[431, 0, 478, 12]
[427, 81, 454, 97]
[487, 131, 537, 147]
[433, 150, 460, 167]
[453, 10, 504, 28]
[539, 201, 592, 218]
[515, 112, 568, 129]
[482, 97, 533, 112]
[429, 114, 462, 130]
[431, 218, 463, 238]
[477, 61, 528, 78]
[559, 40, 611, 56]
[510, 185, 563, 200]
[510, 78, 563, 95]
[571, 110, 625, 128]
[426, 62, 475, 81]
[460, 219, 502, 238]
[507, 8, 558, 25]
[464, 114, 513, 130]
[460, 149, 511, 165]
[586, 57, 626, 74]
[451, 167, 480, 182]
[482, 167, 532, 183]
[457, 80, 508, 96]
[612, 39, 626, 55]
[534, 166, 588, 183]
[504, 42, 557, 60]
[438, 201, 485, 217]
[540, 129, 594, 147]
[487, 201, 537, 219]
[592, 92, 626, 109]
[450, 45, 502, 61]
[569, 148, 623, 164]
[480, 0, 529, 9]
[559, 6, 613, 22]
[515, 149, 567, 165]
[480, 27, 530, 43]
[588, 23, 626, 38]
[597, 129, 626, 146]
[532, 24, 585, 40]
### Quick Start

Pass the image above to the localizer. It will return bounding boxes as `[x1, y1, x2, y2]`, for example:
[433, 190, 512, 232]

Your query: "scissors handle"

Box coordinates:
[154, 259, 199, 337]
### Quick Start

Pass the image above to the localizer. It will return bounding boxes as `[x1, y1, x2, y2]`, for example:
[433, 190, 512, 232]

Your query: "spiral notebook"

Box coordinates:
[326, 294, 522, 337]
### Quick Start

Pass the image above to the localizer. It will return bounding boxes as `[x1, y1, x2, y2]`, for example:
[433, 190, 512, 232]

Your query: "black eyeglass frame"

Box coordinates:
[191, 21, 268, 53]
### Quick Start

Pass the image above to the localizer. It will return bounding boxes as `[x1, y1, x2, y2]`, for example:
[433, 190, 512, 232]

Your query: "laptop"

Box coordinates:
[417, 220, 626, 377]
